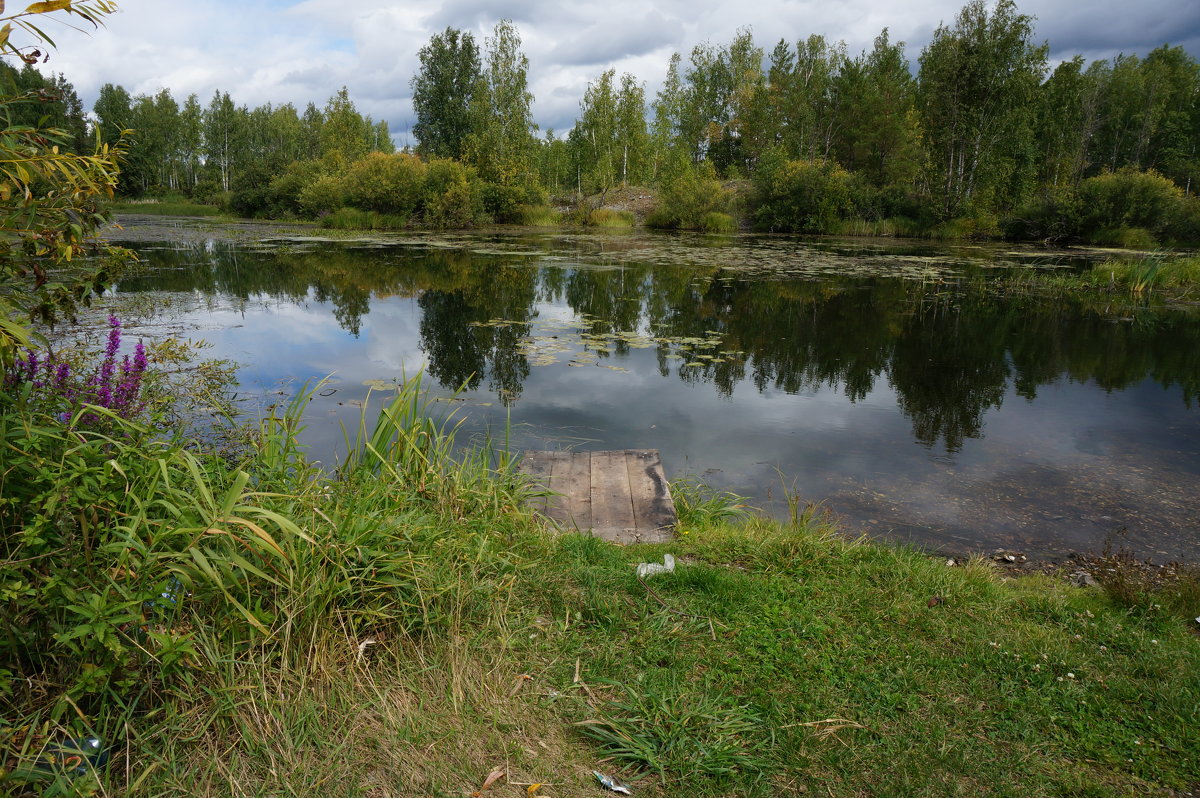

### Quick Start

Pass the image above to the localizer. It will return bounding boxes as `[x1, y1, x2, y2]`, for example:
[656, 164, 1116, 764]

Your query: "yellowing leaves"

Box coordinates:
[24, 1, 73, 13]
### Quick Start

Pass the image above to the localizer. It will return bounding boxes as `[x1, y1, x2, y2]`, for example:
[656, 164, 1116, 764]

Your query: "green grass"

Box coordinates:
[829, 216, 926, 238]
[517, 204, 561, 226]
[319, 207, 410, 231]
[109, 197, 224, 216]
[698, 211, 737, 233]
[1087, 254, 1200, 298]
[3, 367, 1198, 797]
[1091, 226, 1158, 250]
[519, 523, 1200, 795]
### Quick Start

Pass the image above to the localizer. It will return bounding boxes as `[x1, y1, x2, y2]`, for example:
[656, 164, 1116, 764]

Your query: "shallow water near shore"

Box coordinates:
[101, 217, 1200, 562]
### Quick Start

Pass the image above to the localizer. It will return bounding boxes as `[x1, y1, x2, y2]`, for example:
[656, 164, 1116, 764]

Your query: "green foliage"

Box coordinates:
[1001, 185, 1082, 242]
[411, 27, 483, 161]
[1, 361, 536, 770]
[584, 208, 634, 228]
[341, 152, 427, 217]
[917, 0, 1047, 217]
[227, 161, 278, 217]
[480, 181, 535, 223]
[460, 20, 538, 188]
[752, 156, 853, 233]
[646, 163, 731, 230]
[320, 87, 373, 163]
[577, 682, 770, 782]
[1076, 168, 1185, 242]
[1004, 169, 1200, 246]
[670, 477, 749, 527]
[1090, 226, 1157, 250]
[264, 158, 328, 218]
[319, 207, 410, 231]
[297, 171, 345, 218]
[698, 211, 737, 233]
[516, 204, 559, 226]
[423, 158, 486, 228]
[0, 2, 132, 365]
[571, 70, 651, 192]
[927, 209, 1001, 240]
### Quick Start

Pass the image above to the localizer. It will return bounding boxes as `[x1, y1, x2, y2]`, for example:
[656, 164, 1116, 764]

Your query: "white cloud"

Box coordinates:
[25, 0, 1200, 143]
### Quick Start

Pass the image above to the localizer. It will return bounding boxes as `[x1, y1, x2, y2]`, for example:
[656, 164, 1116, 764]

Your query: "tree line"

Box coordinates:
[28, 0, 1200, 242]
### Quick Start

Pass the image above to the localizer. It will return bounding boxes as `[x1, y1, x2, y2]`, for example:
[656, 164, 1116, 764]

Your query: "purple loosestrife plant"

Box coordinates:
[2, 315, 151, 427]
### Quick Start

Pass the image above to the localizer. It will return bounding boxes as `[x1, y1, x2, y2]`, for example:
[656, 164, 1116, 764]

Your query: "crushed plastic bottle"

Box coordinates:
[593, 770, 632, 794]
[635, 553, 676, 579]
[39, 736, 108, 776]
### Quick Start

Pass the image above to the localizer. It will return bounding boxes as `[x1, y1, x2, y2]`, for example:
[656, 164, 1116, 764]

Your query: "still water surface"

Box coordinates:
[107, 220, 1200, 562]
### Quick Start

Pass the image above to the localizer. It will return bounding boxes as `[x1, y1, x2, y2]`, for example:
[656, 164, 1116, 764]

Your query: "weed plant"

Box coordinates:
[697, 212, 737, 233]
[517, 204, 560, 226]
[586, 209, 635, 228]
[320, 207, 410, 231]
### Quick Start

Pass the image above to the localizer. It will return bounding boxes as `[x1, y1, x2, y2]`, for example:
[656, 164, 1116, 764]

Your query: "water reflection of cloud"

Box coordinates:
[112, 233, 1200, 562]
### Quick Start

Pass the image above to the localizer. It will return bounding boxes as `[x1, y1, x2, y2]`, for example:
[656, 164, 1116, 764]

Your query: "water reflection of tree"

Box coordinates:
[418, 256, 536, 403]
[125, 240, 1200, 451]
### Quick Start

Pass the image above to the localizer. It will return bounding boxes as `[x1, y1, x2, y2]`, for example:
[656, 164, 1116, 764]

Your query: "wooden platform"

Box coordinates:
[518, 449, 676, 544]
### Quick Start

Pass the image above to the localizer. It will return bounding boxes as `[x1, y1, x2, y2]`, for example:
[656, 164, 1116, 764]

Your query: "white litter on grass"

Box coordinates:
[593, 771, 632, 794]
[636, 554, 676, 578]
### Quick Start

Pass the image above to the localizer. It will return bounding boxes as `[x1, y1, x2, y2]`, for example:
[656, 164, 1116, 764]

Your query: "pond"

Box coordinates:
[104, 217, 1200, 563]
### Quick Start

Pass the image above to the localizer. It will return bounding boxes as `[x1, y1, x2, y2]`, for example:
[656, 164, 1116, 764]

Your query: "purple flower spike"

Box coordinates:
[105, 315, 121, 359]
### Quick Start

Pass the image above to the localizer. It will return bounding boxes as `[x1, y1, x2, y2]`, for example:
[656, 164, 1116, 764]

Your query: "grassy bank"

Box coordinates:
[3, 332, 1198, 797]
[1080, 254, 1200, 299]
[996, 254, 1200, 304]
[108, 197, 225, 217]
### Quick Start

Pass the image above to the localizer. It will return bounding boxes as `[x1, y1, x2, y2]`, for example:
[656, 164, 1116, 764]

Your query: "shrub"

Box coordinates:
[342, 152, 427, 216]
[228, 162, 280, 218]
[929, 210, 1001, 240]
[1091, 226, 1157, 249]
[646, 163, 731, 230]
[1165, 194, 1200, 243]
[752, 157, 853, 233]
[1002, 186, 1082, 242]
[423, 159, 486, 228]
[268, 159, 331, 218]
[1077, 168, 1184, 242]
[480, 182, 545, 223]
[297, 173, 345, 218]
[189, 176, 226, 206]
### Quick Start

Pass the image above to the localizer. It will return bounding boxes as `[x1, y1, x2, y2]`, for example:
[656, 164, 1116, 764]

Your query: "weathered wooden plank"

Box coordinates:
[624, 449, 676, 543]
[550, 451, 592, 530]
[517, 450, 560, 514]
[589, 450, 636, 541]
[519, 449, 676, 543]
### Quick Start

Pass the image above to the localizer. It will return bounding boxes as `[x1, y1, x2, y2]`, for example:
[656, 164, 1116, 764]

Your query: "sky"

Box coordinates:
[25, 0, 1200, 145]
